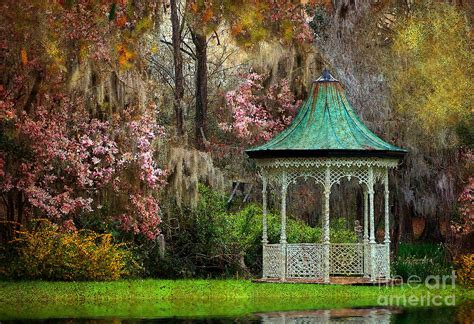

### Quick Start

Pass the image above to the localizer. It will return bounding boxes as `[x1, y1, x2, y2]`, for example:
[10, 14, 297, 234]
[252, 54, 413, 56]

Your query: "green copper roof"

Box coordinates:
[246, 70, 407, 159]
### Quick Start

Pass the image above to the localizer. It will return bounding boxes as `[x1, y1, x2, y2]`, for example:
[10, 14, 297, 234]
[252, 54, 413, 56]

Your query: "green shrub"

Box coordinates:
[152, 185, 243, 278]
[229, 204, 357, 246]
[2, 219, 135, 281]
[153, 185, 359, 278]
[393, 243, 452, 281]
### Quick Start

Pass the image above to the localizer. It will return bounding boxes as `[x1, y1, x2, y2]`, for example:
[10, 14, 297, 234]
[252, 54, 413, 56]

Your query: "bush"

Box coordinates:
[3, 219, 135, 281]
[393, 243, 452, 281]
[154, 185, 358, 278]
[455, 253, 474, 287]
[152, 185, 242, 278]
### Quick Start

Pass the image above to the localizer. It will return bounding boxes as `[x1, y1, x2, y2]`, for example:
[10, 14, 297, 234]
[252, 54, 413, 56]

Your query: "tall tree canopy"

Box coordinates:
[182, 0, 313, 149]
[389, 2, 472, 145]
[0, 0, 166, 240]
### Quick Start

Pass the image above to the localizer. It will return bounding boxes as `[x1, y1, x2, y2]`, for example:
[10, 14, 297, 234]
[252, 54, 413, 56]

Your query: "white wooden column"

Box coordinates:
[323, 166, 331, 283]
[261, 174, 268, 279]
[384, 168, 391, 278]
[368, 167, 376, 281]
[363, 188, 369, 277]
[262, 175, 268, 245]
[280, 170, 288, 280]
[280, 171, 288, 244]
[363, 189, 369, 244]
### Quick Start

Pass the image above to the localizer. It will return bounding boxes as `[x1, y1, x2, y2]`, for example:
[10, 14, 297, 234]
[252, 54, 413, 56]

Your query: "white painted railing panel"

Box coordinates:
[329, 243, 364, 275]
[262, 243, 389, 280]
[263, 244, 282, 278]
[373, 244, 390, 278]
[286, 243, 324, 279]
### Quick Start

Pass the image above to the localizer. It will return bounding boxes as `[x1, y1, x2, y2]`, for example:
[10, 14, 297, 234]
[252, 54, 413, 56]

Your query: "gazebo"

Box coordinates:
[246, 70, 407, 283]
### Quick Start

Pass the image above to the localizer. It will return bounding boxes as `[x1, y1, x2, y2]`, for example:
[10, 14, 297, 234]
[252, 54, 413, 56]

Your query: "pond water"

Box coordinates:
[1, 301, 472, 323]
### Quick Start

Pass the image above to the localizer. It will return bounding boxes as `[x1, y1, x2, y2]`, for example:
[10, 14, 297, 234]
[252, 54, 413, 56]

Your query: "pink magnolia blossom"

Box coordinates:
[118, 194, 161, 240]
[221, 73, 300, 144]
[127, 110, 167, 189]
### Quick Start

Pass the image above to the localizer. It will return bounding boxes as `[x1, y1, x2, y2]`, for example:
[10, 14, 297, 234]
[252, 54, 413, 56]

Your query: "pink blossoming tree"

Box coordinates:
[0, 92, 167, 240]
[0, 0, 165, 241]
[220, 73, 300, 145]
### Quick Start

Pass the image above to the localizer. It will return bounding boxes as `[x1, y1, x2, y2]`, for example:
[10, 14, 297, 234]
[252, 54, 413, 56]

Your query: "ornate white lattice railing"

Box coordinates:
[287, 243, 324, 279]
[263, 243, 389, 279]
[373, 244, 390, 278]
[329, 243, 364, 275]
[263, 244, 282, 278]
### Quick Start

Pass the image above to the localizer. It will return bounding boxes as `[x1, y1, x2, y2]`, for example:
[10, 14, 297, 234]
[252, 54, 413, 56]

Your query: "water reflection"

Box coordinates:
[256, 308, 397, 323]
[2, 302, 471, 323]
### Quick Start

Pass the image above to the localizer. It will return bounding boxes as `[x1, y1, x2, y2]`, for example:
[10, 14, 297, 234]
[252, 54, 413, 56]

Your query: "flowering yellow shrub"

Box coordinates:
[455, 253, 474, 288]
[9, 220, 133, 281]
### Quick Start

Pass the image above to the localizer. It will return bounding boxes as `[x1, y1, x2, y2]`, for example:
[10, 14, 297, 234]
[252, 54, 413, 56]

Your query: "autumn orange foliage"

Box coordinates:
[455, 253, 474, 288]
[20, 48, 28, 65]
[117, 43, 135, 68]
[186, 0, 313, 47]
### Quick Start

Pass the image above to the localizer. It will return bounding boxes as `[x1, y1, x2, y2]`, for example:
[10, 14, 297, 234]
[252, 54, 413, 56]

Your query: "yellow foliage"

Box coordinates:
[455, 300, 474, 323]
[226, 4, 268, 47]
[455, 253, 474, 288]
[7, 219, 134, 281]
[135, 17, 152, 34]
[389, 3, 472, 136]
[282, 20, 294, 41]
[150, 43, 159, 54]
[44, 38, 66, 70]
[79, 43, 89, 62]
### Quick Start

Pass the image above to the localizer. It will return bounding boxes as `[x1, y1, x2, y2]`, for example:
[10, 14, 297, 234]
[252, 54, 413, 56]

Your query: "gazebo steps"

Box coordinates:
[252, 276, 402, 286]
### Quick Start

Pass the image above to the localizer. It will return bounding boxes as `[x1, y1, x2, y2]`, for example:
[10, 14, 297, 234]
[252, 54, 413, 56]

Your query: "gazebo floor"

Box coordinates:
[252, 276, 402, 286]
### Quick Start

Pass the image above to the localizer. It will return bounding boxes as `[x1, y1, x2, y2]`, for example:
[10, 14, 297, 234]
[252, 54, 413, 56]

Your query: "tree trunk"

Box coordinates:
[23, 70, 41, 113]
[191, 31, 208, 150]
[419, 217, 443, 243]
[392, 198, 414, 257]
[392, 201, 402, 258]
[170, 0, 185, 137]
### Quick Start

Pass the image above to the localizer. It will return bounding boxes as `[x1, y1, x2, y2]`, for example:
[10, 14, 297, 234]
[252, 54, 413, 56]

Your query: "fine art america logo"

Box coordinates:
[377, 271, 457, 307]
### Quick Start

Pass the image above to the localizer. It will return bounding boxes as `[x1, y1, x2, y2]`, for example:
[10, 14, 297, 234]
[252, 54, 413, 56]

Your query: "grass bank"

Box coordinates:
[0, 279, 472, 320]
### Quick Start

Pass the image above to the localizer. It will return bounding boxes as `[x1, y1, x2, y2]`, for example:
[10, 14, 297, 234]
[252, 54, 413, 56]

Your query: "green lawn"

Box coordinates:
[0, 279, 471, 319]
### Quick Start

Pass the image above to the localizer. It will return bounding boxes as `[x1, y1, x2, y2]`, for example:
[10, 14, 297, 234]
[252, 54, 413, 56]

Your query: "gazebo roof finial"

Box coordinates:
[315, 69, 338, 82]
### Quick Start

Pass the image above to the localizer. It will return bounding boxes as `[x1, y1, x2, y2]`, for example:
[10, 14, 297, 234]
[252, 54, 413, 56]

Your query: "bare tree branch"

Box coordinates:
[160, 38, 196, 60]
